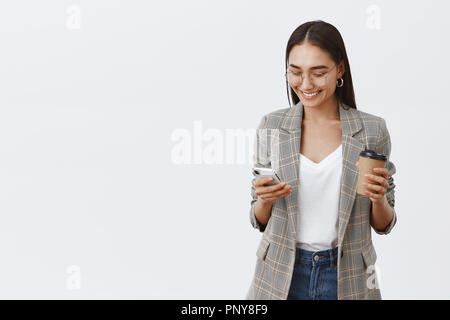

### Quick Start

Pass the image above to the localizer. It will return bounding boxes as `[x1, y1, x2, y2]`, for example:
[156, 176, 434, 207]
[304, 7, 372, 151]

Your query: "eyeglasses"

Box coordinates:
[285, 64, 337, 87]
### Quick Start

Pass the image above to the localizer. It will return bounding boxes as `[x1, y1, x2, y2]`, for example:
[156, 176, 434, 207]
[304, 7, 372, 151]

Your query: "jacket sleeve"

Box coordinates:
[249, 115, 272, 232]
[372, 118, 397, 235]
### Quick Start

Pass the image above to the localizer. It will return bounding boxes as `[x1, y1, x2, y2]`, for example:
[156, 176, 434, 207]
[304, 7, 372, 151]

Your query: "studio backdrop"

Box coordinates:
[0, 0, 448, 299]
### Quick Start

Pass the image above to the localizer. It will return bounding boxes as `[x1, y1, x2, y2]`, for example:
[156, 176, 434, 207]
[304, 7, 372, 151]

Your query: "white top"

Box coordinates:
[296, 144, 343, 252]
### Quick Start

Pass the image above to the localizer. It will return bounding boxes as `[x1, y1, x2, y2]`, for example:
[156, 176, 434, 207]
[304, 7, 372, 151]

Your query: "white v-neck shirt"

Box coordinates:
[296, 144, 343, 251]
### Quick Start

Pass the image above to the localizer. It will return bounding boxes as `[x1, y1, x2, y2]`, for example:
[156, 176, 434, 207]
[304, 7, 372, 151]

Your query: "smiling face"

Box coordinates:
[287, 41, 345, 108]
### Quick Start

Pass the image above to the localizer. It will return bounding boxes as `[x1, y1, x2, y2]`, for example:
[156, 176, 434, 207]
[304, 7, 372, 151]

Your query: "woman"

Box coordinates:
[246, 20, 397, 300]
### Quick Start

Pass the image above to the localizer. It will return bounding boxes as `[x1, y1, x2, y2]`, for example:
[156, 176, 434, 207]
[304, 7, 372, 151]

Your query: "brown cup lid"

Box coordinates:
[359, 149, 387, 161]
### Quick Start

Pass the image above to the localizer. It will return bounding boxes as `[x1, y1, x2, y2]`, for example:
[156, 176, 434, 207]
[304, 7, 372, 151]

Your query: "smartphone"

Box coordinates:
[252, 166, 282, 186]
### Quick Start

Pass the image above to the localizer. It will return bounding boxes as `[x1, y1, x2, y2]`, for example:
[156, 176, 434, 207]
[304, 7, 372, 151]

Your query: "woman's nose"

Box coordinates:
[300, 76, 314, 90]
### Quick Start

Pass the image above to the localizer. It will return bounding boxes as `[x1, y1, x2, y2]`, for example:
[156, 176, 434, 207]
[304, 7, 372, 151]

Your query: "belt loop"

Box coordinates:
[330, 248, 334, 267]
[332, 247, 338, 267]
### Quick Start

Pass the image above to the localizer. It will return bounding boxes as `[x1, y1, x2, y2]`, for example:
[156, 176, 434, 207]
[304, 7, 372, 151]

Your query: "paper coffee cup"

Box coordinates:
[356, 149, 387, 195]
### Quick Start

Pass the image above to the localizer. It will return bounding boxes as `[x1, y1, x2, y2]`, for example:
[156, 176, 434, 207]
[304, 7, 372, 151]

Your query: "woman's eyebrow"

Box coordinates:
[288, 64, 329, 70]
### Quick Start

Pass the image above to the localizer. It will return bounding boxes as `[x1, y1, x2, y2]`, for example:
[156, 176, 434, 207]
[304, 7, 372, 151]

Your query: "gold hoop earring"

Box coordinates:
[336, 78, 344, 87]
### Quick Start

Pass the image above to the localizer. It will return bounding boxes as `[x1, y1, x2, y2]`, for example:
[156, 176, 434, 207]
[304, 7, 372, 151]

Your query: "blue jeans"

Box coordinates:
[287, 246, 338, 300]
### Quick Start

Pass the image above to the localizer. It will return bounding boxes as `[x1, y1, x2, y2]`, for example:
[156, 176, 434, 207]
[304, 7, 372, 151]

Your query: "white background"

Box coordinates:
[0, 0, 448, 299]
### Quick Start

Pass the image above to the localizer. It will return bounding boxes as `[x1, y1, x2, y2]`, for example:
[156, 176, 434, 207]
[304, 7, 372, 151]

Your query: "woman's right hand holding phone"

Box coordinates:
[255, 177, 292, 205]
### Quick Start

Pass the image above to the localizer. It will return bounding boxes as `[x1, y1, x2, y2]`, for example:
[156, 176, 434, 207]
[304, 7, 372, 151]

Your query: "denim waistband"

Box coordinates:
[294, 246, 339, 266]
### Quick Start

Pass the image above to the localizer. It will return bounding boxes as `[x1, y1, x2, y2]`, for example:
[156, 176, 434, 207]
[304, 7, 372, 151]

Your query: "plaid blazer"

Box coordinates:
[246, 100, 397, 300]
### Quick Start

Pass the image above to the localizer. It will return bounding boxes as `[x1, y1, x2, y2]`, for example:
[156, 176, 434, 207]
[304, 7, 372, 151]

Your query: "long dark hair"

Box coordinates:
[285, 20, 356, 110]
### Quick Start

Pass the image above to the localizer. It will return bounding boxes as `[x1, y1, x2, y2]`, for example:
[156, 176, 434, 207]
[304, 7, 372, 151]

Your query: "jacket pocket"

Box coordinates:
[256, 238, 270, 261]
[361, 242, 377, 269]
